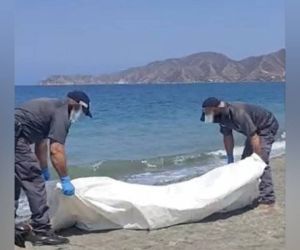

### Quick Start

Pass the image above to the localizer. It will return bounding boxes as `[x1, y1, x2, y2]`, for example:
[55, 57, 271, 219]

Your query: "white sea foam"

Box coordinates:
[16, 140, 285, 219]
[207, 140, 285, 159]
[92, 161, 104, 171]
[141, 160, 159, 168]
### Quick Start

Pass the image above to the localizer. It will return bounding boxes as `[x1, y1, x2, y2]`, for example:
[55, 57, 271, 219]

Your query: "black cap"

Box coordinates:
[202, 97, 221, 108]
[67, 90, 92, 118]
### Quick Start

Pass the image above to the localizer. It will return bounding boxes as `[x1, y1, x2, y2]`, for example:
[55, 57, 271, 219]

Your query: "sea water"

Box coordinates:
[15, 82, 285, 219]
[15, 83, 285, 185]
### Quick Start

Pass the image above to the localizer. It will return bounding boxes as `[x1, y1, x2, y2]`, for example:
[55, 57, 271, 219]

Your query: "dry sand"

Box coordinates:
[17, 156, 285, 250]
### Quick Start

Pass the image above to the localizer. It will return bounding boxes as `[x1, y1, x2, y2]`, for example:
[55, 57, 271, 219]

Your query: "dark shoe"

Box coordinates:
[15, 223, 32, 248]
[258, 199, 275, 205]
[29, 230, 69, 246]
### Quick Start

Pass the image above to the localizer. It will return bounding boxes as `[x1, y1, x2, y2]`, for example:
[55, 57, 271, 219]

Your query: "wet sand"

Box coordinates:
[17, 156, 285, 250]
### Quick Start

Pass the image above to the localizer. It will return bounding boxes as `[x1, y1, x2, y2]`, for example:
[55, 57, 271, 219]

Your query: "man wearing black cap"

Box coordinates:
[15, 90, 92, 246]
[200, 97, 279, 207]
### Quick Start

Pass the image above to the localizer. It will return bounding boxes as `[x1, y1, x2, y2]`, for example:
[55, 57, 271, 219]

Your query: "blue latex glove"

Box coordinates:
[227, 154, 234, 164]
[41, 168, 50, 181]
[60, 176, 75, 196]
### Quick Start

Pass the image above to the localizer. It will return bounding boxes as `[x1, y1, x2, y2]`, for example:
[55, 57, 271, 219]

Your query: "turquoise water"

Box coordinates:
[15, 83, 285, 184]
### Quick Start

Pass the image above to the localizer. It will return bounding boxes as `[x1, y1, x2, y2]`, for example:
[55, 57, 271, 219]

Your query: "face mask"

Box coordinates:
[70, 107, 83, 123]
[204, 113, 214, 123]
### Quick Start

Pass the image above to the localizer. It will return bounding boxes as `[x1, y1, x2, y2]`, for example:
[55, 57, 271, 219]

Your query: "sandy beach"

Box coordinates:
[17, 156, 285, 250]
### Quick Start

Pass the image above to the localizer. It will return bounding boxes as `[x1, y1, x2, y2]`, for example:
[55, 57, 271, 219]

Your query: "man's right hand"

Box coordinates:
[41, 168, 50, 181]
[227, 154, 234, 164]
[60, 176, 75, 196]
[223, 134, 234, 164]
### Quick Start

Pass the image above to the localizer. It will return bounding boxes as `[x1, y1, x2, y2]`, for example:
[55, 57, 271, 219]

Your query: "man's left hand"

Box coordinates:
[60, 176, 75, 196]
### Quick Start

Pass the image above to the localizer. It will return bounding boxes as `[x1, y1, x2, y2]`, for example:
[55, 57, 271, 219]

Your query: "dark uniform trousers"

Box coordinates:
[241, 123, 279, 204]
[15, 131, 51, 232]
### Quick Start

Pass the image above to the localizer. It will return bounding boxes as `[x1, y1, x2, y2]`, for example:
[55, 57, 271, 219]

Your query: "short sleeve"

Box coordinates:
[237, 111, 257, 137]
[219, 124, 232, 136]
[48, 109, 70, 145]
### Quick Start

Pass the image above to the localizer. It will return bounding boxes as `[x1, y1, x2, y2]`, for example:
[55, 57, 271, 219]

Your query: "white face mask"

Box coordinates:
[204, 113, 214, 123]
[70, 106, 83, 123]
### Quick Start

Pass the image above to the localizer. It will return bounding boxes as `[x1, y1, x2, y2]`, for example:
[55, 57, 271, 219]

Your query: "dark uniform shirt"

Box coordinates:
[215, 102, 279, 137]
[15, 98, 71, 144]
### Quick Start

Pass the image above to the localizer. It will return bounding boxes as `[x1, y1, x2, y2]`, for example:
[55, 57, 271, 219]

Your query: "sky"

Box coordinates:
[15, 0, 285, 85]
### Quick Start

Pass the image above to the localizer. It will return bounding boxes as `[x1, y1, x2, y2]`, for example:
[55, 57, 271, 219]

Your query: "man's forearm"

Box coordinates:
[250, 134, 261, 156]
[35, 139, 48, 168]
[223, 134, 234, 155]
[50, 142, 68, 177]
[223, 134, 234, 163]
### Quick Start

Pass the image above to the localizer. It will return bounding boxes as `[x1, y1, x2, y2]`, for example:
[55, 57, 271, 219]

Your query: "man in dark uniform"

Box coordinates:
[15, 90, 92, 246]
[200, 97, 279, 207]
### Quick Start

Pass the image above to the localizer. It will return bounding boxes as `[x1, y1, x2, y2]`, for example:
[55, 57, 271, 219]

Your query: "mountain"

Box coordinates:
[41, 49, 285, 85]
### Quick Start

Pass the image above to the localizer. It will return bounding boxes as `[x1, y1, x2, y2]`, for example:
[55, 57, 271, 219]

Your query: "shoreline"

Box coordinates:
[17, 155, 285, 250]
[16, 81, 286, 87]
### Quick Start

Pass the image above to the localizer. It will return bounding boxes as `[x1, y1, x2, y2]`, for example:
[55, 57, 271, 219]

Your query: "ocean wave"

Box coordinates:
[207, 140, 285, 158]
[68, 139, 285, 181]
[16, 139, 285, 220]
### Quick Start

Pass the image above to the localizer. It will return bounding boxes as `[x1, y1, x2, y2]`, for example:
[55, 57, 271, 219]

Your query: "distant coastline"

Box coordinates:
[37, 81, 286, 87]
[41, 49, 285, 86]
